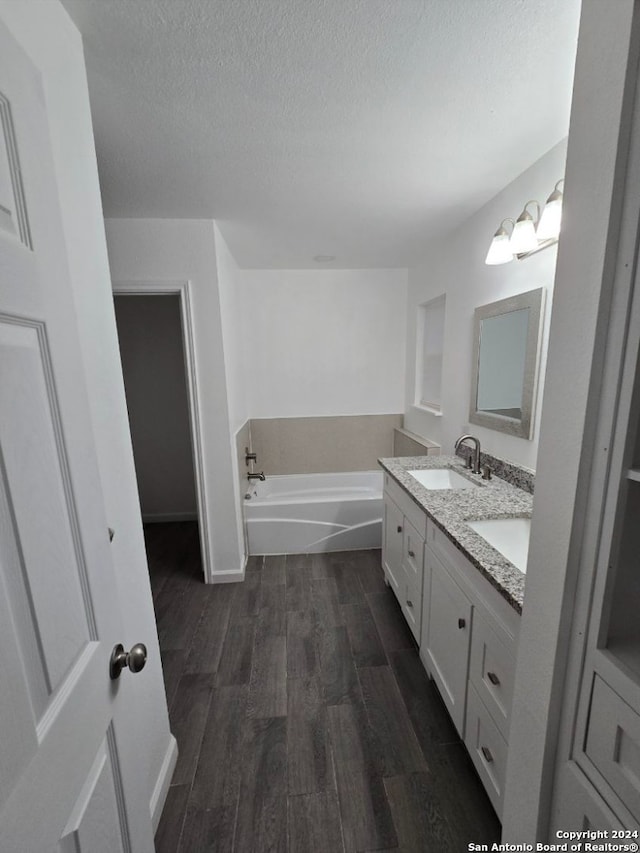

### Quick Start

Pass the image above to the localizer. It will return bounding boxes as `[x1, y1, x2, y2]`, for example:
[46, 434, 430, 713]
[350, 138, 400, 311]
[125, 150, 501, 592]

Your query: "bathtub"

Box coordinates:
[245, 470, 383, 555]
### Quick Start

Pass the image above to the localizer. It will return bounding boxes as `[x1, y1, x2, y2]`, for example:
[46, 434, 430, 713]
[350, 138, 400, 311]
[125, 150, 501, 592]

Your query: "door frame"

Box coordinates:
[112, 279, 212, 583]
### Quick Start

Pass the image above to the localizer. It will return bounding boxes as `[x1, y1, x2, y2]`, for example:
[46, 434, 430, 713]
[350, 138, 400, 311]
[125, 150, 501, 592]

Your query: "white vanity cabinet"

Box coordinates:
[381, 473, 521, 819]
[423, 517, 520, 819]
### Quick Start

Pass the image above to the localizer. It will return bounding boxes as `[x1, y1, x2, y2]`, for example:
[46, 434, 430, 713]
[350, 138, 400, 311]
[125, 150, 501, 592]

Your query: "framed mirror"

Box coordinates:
[469, 287, 544, 439]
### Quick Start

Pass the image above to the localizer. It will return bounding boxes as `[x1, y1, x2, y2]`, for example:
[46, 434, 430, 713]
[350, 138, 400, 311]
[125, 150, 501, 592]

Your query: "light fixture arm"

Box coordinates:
[519, 200, 540, 226]
[545, 179, 564, 205]
[496, 217, 515, 236]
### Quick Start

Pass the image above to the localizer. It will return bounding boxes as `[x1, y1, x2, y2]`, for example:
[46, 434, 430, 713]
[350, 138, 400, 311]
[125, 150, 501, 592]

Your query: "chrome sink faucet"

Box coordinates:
[454, 434, 482, 475]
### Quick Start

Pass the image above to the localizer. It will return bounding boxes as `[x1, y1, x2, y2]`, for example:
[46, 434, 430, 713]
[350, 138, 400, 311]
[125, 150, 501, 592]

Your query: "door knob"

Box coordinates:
[110, 643, 148, 680]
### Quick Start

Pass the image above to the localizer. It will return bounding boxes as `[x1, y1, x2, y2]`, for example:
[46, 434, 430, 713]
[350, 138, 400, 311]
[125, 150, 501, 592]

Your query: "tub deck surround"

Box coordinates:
[379, 455, 533, 612]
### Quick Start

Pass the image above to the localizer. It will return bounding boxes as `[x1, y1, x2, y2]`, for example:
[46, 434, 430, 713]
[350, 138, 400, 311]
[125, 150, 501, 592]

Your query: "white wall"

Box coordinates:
[114, 294, 197, 521]
[105, 218, 244, 581]
[404, 140, 568, 468]
[244, 268, 408, 418]
[0, 1, 173, 839]
[504, 0, 638, 840]
[214, 224, 249, 564]
[215, 225, 249, 434]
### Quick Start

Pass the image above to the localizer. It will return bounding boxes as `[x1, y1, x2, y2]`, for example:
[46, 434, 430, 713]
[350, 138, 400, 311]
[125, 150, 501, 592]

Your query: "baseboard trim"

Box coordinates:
[142, 512, 198, 523]
[209, 568, 246, 584]
[150, 734, 178, 833]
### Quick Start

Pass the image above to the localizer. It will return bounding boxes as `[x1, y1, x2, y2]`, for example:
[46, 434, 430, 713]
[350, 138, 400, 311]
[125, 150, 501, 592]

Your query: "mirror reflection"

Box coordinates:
[470, 288, 544, 439]
[477, 309, 529, 419]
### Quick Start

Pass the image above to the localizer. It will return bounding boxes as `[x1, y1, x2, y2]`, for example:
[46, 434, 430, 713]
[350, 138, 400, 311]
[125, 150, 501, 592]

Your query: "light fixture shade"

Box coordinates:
[536, 181, 564, 241]
[510, 202, 540, 254]
[485, 219, 515, 265]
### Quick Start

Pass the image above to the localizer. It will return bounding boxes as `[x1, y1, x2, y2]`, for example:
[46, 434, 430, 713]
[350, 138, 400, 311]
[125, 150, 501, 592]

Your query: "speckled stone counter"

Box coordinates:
[378, 455, 532, 613]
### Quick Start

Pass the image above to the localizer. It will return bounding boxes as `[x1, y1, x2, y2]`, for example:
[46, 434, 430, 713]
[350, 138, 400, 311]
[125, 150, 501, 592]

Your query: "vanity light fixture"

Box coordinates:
[536, 179, 564, 241]
[484, 178, 564, 265]
[484, 219, 515, 265]
[510, 201, 540, 254]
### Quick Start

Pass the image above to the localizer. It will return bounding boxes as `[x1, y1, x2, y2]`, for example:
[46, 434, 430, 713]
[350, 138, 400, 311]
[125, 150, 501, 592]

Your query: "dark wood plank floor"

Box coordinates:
[148, 522, 501, 853]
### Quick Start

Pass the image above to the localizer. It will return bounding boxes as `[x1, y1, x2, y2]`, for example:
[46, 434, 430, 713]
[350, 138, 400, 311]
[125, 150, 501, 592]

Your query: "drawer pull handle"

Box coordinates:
[408, 549, 415, 558]
[481, 746, 494, 763]
[397, 525, 403, 533]
[406, 600, 413, 608]
[458, 618, 466, 629]
[487, 671, 500, 686]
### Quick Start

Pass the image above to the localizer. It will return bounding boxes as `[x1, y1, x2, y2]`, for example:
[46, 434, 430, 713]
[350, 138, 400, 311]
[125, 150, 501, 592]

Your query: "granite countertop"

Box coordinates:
[378, 455, 532, 613]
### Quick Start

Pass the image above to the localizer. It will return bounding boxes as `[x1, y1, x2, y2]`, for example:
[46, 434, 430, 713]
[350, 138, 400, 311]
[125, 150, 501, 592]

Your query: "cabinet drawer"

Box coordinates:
[469, 608, 516, 740]
[550, 763, 624, 833]
[401, 518, 424, 643]
[403, 518, 424, 595]
[585, 674, 640, 818]
[402, 579, 421, 643]
[383, 474, 427, 538]
[465, 683, 508, 819]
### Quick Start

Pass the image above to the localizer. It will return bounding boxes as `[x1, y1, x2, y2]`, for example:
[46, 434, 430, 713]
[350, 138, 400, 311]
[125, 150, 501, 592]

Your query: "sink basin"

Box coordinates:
[466, 517, 531, 573]
[408, 469, 477, 490]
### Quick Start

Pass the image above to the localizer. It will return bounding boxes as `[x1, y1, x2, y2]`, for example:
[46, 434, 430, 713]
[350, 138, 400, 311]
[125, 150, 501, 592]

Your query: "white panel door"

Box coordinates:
[0, 18, 154, 853]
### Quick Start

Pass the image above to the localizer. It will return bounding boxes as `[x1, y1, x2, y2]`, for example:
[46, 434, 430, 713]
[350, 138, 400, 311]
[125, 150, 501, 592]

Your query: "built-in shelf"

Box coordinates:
[626, 467, 640, 482]
[599, 634, 640, 692]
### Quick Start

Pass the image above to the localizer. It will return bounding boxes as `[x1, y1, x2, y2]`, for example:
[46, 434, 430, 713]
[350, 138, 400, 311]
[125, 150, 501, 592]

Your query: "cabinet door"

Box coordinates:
[383, 496, 404, 600]
[426, 556, 473, 735]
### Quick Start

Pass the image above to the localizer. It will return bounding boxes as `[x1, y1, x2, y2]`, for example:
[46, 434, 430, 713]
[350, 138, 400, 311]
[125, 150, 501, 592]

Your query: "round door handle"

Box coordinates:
[487, 671, 500, 686]
[110, 643, 148, 680]
[406, 600, 413, 608]
[408, 549, 415, 558]
[458, 618, 466, 629]
[397, 525, 403, 533]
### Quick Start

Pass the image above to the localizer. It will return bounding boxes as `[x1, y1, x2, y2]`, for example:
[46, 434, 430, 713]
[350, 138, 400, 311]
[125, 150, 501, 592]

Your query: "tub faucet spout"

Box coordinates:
[248, 471, 266, 481]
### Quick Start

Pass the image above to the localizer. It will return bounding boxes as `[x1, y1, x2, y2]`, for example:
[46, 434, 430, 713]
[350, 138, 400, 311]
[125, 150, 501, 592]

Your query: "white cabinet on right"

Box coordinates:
[421, 518, 520, 819]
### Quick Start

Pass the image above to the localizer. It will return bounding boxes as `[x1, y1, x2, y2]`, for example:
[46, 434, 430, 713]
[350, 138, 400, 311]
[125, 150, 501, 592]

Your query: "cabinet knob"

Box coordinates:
[481, 746, 494, 763]
[458, 618, 466, 630]
[487, 671, 500, 686]
[397, 525, 403, 533]
[408, 549, 415, 558]
[406, 599, 413, 608]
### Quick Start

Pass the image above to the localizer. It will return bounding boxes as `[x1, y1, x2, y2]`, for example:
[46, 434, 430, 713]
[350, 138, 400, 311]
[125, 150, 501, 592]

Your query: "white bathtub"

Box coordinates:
[245, 471, 383, 555]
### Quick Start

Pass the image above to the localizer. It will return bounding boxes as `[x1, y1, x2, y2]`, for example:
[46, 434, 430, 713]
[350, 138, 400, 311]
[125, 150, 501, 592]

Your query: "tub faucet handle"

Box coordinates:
[245, 447, 257, 465]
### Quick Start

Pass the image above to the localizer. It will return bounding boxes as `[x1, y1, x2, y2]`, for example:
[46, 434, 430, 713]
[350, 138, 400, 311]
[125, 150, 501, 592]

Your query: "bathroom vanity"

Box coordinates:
[379, 454, 532, 819]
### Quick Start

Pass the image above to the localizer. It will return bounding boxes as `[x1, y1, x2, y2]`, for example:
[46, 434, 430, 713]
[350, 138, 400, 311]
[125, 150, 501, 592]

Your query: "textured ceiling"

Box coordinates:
[60, 0, 581, 268]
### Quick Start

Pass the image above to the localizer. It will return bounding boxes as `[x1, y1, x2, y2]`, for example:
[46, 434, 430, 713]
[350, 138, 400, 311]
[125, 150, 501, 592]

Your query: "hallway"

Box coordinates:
[149, 522, 500, 852]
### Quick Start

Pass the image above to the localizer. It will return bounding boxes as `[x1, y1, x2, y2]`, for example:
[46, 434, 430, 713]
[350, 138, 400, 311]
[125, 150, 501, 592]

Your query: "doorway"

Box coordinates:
[113, 287, 209, 582]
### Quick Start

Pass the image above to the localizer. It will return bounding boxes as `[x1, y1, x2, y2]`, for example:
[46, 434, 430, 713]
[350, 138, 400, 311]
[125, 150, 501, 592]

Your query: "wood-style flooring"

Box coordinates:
[148, 521, 501, 853]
